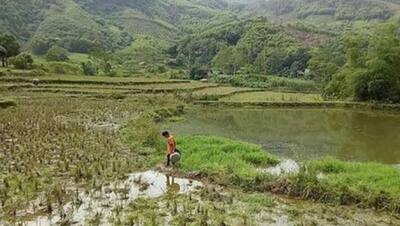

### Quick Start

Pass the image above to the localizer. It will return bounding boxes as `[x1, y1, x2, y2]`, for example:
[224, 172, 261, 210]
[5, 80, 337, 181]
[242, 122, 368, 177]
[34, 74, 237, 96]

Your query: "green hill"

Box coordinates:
[1, 0, 399, 53]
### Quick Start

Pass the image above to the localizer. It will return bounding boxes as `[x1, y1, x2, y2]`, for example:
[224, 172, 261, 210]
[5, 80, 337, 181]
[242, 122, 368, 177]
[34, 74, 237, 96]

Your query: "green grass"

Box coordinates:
[177, 136, 279, 185]
[285, 157, 400, 213]
[309, 157, 400, 197]
[221, 91, 323, 102]
[33, 52, 88, 63]
[191, 87, 257, 100]
[193, 87, 254, 96]
[67, 53, 90, 63]
[215, 74, 319, 92]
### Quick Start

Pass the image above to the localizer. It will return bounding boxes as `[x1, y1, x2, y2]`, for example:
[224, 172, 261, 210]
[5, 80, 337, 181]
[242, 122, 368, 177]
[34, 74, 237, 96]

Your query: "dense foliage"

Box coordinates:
[324, 24, 400, 103]
[30, 0, 132, 55]
[9, 53, 34, 70]
[175, 19, 313, 80]
[45, 46, 69, 62]
[0, 34, 20, 66]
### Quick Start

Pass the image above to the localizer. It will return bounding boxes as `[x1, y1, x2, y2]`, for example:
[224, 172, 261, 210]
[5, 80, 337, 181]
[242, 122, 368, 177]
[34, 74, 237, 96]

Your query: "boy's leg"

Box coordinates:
[166, 154, 171, 166]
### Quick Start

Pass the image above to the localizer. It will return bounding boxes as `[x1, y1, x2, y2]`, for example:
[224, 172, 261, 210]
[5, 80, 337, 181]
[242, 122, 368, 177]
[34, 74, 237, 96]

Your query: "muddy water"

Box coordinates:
[164, 108, 400, 164]
[11, 171, 202, 226]
[7, 170, 400, 226]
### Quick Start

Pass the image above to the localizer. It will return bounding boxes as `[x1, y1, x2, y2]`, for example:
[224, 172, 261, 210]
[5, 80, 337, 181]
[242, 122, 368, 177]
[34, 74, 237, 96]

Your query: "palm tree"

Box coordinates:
[0, 45, 7, 67]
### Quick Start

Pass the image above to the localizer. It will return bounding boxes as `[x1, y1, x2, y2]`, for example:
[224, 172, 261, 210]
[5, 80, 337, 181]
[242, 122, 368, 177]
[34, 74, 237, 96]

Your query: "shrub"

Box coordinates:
[121, 116, 160, 149]
[81, 61, 97, 76]
[45, 46, 69, 62]
[213, 74, 318, 92]
[9, 53, 34, 69]
[48, 62, 81, 75]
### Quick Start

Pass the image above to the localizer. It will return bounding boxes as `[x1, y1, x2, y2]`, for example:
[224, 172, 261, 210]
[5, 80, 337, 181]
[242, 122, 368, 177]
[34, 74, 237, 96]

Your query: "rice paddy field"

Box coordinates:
[220, 91, 323, 102]
[0, 75, 219, 98]
[1, 74, 400, 225]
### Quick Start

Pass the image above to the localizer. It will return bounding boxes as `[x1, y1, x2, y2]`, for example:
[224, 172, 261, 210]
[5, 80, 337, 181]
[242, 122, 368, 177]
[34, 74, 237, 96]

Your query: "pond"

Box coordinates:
[164, 107, 400, 164]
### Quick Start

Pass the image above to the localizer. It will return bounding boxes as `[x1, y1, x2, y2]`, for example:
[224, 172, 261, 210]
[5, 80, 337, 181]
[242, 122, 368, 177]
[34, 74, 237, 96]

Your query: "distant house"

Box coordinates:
[166, 58, 178, 67]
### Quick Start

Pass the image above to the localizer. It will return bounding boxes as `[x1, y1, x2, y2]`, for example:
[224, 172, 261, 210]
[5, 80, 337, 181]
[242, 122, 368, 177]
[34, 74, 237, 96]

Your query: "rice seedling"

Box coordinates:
[176, 136, 279, 187]
[0, 93, 183, 220]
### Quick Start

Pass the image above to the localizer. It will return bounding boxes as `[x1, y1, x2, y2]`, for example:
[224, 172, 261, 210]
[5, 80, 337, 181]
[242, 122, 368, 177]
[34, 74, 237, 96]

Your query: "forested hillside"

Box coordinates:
[2, 0, 399, 50]
[1, 0, 400, 102]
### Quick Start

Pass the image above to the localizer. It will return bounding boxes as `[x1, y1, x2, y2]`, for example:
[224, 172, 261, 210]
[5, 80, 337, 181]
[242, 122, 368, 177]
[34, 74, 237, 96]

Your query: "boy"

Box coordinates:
[162, 131, 181, 166]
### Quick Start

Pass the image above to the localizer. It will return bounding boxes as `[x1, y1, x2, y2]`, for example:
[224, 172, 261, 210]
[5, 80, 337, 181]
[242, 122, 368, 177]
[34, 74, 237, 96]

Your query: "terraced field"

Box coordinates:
[192, 86, 261, 100]
[0, 75, 189, 85]
[1, 75, 325, 104]
[220, 91, 323, 102]
[0, 75, 219, 97]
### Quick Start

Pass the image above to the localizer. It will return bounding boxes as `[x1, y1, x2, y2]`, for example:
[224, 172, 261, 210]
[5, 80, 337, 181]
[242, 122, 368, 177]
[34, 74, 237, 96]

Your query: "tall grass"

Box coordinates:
[285, 157, 400, 213]
[177, 136, 279, 186]
[213, 74, 319, 92]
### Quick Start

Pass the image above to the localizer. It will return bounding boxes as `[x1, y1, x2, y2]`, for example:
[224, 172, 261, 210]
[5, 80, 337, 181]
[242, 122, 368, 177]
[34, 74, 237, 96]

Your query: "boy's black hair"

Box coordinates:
[162, 131, 169, 137]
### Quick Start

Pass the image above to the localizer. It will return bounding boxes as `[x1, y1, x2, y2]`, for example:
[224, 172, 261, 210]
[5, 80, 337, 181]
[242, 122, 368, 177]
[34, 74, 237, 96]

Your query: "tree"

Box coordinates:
[9, 53, 34, 69]
[188, 64, 211, 80]
[81, 61, 97, 76]
[46, 46, 69, 62]
[89, 48, 114, 75]
[63, 38, 96, 53]
[308, 42, 345, 83]
[31, 38, 51, 55]
[324, 23, 400, 103]
[0, 34, 20, 66]
[212, 46, 244, 75]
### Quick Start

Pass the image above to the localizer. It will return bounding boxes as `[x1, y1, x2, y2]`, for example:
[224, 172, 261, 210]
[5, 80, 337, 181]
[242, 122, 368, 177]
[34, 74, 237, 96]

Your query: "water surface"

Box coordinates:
[11, 171, 202, 226]
[165, 108, 400, 164]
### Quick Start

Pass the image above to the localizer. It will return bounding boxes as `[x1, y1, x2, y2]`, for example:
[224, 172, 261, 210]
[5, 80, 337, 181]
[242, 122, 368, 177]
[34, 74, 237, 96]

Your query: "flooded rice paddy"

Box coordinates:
[11, 171, 400, 226]
[165, 107, 400, 164]
[7, 171, 202, 226]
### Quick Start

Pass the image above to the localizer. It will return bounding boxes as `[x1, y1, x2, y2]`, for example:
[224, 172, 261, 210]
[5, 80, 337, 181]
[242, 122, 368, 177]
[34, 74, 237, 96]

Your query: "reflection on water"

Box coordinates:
[165, 108, 400, 164]
[13, 171, 202, 226]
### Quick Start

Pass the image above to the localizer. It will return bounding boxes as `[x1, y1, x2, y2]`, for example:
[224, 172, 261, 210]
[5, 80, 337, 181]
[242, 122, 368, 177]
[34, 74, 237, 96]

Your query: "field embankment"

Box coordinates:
[0, 75, 220, 97]
[0, 99, 16, 109]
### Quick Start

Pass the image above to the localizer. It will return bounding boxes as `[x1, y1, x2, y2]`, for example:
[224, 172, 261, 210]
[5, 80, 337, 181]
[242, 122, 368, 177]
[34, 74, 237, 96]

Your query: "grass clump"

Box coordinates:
[213, 74, 318, 92]
[121, 116, 161, 150]
[221, 91, 323, 103]
[287, 157, 400, 213]
[177, 136, 279, 186]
